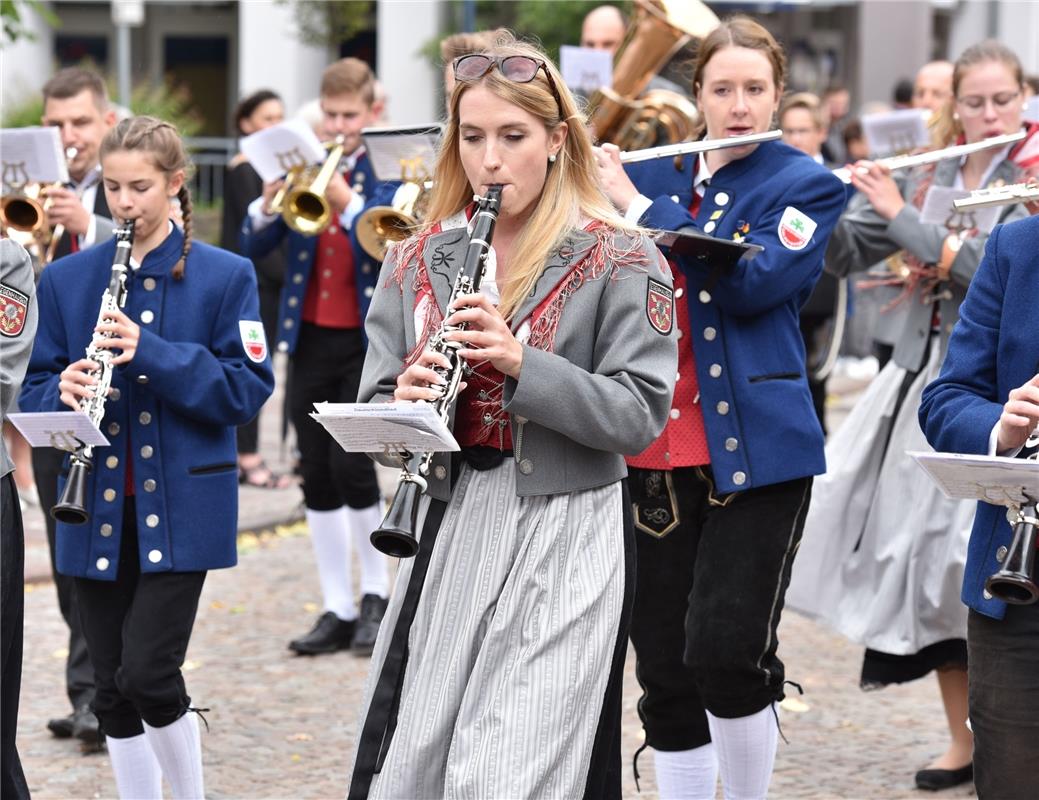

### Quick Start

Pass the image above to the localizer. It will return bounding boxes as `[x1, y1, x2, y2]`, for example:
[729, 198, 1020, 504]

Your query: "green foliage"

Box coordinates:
[1, 0, 58, 44]
[282, 0, 375, 49]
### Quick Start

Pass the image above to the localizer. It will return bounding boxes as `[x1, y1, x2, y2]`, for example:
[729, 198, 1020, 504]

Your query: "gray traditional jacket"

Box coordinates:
[1, 240, 38, 479]
[825, 154, 1028, 372]
[358, 224, 678, 502]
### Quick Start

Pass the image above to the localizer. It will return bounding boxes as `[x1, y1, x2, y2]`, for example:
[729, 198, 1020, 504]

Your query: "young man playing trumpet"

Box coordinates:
[241, 58, 395, 657]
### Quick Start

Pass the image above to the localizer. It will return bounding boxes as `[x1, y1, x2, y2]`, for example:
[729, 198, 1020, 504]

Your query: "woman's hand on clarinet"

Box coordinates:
[92, 308, 141, 365]
[593, 144, 639, 214]
[996, 374, 1039, 454]
[848, 160, 905, 221]
[394, 350, 455, 402]
[444, 293, 523, 379]
[58, 358, 102, 411]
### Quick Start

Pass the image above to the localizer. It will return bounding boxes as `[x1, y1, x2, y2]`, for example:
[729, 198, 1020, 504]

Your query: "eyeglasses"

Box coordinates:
[453, 54, 563, 117]
[955, 91, 1021, 117]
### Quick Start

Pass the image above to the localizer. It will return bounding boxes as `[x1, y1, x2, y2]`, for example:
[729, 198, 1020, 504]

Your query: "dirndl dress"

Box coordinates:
[787, 338, 974, 659]
[347, 458, 633, 799]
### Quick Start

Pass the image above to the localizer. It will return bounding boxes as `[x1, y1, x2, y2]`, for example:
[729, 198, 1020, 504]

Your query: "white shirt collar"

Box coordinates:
[695, 153, 713, 195]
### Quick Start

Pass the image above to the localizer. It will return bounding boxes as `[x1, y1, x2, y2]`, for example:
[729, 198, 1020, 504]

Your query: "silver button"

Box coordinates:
[670, 194, 680, 203]
[699, 290, 711, 303]
[284, 319, 294, 329]
[732, 471, 747, 486]
[109, 387, 121, 401]
[518, 458, 534, 475]
[321, 290, 330, 299]
[103, 488, 116, 502]
[288, 297, 298, 307]
[482, 413, 494, 425]
[664, 451, 670, 461]
[137, 375, 148, 384]
[143, 479, 157, 492]
[676, 328, 683, 339]
[995, 545, 1008, 563]
[108, 422, 120, 436]
[676, 372, 681, 382]
[145, 514, 159, 528]
[278, 341, 289, 352]
[325, 252, 334, 260]
[140, 309, 154, 324]
[704, 327, 717, 341]
[293, 273, 304, 283]
[709, 364, 722, 378]
[100, 523, 113, 537]
[106, 455, 119, 469]
[362, 264, 372, 274]
[983, 589, 993, 600]
[297, 252, 307, 262]
[716, 401, 730, 415]
[725, 437, 739, 452]
[143, 277, 157, 291]
[364, 286, 374, 298]
[670, 408, 681, 420]
[675, 287, 684, 299]
[139, 411, 151, 425]
[96, 557, 109, 571]
[434, 465, 447, 480]
[515, 416, 528, 424]
[704, 221, 717, 234]
[148, 549, 162, 563]
[140, 445, 154, 459]
[715, 192, 730, 206]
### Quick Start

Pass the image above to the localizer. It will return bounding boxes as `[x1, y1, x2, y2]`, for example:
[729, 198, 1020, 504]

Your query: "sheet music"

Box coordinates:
[0, 127, 68, 187]
[310, 401, 459, 455]
[361, 125, 442, 183]
[910, 450, 1039, 506]
[559, 45, 613, 92]
[920, 185, 1001, 233]
[7, 411, 110, 450]
[861, 109, 930, 157]
[240, 120, 326, 183]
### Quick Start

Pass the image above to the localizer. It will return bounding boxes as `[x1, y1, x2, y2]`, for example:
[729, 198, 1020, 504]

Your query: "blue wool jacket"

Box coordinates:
[239, 153, 396, 354]
[626, 139, 848, 492]
[20, 227, 274, 579]
[920, 216, 1039, 618]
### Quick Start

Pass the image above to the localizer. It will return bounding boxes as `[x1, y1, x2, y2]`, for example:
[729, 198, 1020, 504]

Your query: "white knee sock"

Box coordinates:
[143, 714, 204, 800]
[106, 732, 163, 799]
[706, 705, 778, 800]
[306, 506, 356, 620]
[655, 743, 719, 800]
[347, 502, 390, 597]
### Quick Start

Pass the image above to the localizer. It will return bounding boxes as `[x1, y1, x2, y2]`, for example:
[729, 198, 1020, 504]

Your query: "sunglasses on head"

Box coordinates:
[452, 54, 563, 117]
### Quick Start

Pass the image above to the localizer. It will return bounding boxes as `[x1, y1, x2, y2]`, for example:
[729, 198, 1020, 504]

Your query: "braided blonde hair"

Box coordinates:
[100, 116, 194, 279]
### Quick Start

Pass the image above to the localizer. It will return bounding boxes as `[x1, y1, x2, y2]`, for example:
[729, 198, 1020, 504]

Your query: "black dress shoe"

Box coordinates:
[71, 705, 100, 744]
[46, 713, 75, 738]
[915, 763, 974, 791]
[351, 594, 388, 656]
[288, 611, 356, 655]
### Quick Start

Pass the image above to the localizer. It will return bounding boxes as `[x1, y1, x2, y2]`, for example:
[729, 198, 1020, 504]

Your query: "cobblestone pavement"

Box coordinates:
[15, 368, 978, 798]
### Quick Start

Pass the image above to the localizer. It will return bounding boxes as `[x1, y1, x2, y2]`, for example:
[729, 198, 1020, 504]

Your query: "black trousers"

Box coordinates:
[32, 446, 95, 712]
[237, 283, 282, 455]
[628, 465, 812, 750]
[968, 605, 1039, 800]
[75, 499, 206, 739]
[1, 474, 29, 799]
[289, 323, 379, 511]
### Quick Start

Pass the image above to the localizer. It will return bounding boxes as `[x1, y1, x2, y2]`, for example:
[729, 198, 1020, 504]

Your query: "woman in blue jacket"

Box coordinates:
[919, 214, 1039, 800]
[21, 117, 273, 799]
[595, 16, 846, 799]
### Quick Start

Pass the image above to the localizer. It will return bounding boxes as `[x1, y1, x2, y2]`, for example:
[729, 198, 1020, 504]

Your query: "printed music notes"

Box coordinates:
[311, 401, 459, 456]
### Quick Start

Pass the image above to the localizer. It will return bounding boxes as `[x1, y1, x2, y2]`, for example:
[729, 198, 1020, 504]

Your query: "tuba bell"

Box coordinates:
[587, 0, 719, 150]
[356, 157, 432, 261]
[269, 136, 345, 236]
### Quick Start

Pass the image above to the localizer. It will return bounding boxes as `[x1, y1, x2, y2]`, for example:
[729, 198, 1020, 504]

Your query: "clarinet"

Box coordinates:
[52, 221, 135, 525]
[370, 185, 504, 558]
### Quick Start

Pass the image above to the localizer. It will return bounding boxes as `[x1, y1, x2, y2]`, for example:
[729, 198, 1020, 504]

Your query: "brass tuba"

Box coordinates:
[587, 0, 719, 150]
[269, 136, 345, 236]
[356, 157, 432, 261]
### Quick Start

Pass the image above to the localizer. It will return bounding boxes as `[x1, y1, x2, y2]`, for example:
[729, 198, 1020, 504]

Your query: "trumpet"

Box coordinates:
[269, 136, 345, 236]
[0, 146, 78, 265]
[619, 129, 782, 163]
[356, 157, 433, 261]
[953, 180, 1039, 210]
[832, 131, 1026, 184]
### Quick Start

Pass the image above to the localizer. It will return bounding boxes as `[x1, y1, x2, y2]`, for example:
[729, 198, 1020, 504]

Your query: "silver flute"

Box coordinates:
[953, 180, 1039, 210]
[619, 130, 783, 164]
[832, 130, 1026, 184]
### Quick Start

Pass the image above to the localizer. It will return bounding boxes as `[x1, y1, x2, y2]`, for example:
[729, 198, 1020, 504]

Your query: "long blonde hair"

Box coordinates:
[425, 34, 637, 321]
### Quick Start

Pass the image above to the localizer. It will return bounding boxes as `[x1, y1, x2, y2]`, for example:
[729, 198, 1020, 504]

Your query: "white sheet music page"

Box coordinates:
[7, 411, 110, 450]
[0, 127, 69, 186]
[311, 401, 459, 455]
[240, 120, 326, 183]
[910, 451, 1039, 506]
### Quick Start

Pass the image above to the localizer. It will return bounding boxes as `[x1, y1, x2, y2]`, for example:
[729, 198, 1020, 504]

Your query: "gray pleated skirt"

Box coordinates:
[349, 459, 629, 799]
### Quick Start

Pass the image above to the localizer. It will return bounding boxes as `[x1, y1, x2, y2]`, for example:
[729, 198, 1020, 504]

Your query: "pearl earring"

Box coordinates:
[548, 153, 557, 163]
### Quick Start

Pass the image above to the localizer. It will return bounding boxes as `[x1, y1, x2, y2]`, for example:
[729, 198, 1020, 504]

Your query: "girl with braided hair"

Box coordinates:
[21, 116, 274, 799]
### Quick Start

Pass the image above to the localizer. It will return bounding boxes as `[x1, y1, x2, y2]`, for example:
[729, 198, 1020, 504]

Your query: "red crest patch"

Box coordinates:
[0, 283, 28, 338]
[646, 279, 674, 335]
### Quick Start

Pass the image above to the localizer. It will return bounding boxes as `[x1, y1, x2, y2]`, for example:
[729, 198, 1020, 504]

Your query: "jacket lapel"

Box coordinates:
[510, 229, 597, 330]
[421, 229, 469, 313]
